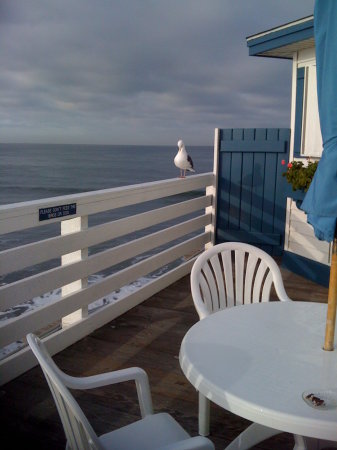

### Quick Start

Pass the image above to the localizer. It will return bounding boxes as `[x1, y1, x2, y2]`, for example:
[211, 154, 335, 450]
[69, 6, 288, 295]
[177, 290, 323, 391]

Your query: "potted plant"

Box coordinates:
[282, 159, 318, 206]
[282, 159, 318, 200]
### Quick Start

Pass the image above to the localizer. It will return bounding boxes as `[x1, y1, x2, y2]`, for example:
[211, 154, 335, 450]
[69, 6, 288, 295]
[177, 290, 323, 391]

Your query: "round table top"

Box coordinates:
[179, 302, 337, 441]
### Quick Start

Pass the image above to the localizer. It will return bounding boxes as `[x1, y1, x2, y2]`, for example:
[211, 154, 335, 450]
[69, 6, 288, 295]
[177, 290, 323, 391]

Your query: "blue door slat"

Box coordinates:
[220, 128, 233, 141]
[233, 128, 244, 140]
[240, 153, 254, 232]
[275, 129, 291, 253]
[216, 152, 231, 238]
[255, 128, 267, 140]
[264, 129, 279, 230]
[250, 152, 265, 232]
[262, 153, 277, 233]
[228, 153, 242, 230]
[278, 128, 290, 145]
[222, 140, 286, 153]
[266, 128, 279, 140]
[243, 128, 255, 140]
[261, 152, 277, 254]
[217, 230, 281, 246]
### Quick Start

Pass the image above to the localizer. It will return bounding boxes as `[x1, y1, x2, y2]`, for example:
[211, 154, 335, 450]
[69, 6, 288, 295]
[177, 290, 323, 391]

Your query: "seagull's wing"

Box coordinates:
[187, 154, 194, 169]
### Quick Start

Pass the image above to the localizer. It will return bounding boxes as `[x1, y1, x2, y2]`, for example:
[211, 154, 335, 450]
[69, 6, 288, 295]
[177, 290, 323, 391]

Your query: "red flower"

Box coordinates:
[287, 162, 293, 168]
[281, 159, 286, 165]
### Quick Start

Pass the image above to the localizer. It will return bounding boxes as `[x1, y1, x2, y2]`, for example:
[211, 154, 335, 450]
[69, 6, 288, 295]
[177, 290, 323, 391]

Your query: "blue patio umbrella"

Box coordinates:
[301, 0, 337, 350]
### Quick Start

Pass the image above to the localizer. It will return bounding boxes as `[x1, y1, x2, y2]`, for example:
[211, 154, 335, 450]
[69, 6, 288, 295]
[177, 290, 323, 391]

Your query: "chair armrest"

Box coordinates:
[60, 366, 153, 417]
[273, 278, 292, 302]
[159, 436, 215, 450]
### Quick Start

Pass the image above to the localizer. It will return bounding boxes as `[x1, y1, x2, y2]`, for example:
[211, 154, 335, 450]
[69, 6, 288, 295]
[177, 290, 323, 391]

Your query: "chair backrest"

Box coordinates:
[191, 242, 291, 319]
[27, 333, 102, 450]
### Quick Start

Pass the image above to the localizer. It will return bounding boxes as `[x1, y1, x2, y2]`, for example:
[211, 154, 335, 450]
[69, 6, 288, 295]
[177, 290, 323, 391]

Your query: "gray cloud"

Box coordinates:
[0, 0, 315, 145]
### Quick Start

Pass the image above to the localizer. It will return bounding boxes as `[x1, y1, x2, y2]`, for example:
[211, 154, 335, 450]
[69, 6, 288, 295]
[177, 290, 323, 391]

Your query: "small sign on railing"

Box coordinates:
[39, 203, 77, 221]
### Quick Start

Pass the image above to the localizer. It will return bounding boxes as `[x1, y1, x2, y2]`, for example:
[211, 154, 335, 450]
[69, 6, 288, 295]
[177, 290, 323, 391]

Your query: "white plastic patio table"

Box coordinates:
[179, 302, 337, 445]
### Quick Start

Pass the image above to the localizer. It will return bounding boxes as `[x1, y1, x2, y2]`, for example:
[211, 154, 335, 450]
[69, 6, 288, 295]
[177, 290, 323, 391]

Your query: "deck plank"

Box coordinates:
[0, 266, 329, 449]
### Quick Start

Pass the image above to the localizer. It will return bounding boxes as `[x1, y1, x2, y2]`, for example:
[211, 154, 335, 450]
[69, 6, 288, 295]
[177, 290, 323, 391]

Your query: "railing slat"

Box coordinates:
[0, 214, 211, 310]
[0, 195, 211, 275]
[0, 173, 213, 234]
[0, 258, 196, 386]
[0, 232, 209, 346]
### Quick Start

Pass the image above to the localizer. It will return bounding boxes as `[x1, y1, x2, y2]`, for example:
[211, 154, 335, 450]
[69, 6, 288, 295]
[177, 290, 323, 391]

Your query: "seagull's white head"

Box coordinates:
[177, 140, 184, 149]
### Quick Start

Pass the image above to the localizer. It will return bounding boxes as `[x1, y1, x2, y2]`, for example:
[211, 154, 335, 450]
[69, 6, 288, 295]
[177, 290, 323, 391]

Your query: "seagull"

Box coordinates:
[174, 140, 195, 178]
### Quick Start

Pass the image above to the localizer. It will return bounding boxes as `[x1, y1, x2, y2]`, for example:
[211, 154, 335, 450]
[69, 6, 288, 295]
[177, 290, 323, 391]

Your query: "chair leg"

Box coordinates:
[224, 423, 281, 450]
[198, 392, 210, 436]
[294, 436, 337, 450]
[225, 429, 336, 450]
[293, 435, 320, 450]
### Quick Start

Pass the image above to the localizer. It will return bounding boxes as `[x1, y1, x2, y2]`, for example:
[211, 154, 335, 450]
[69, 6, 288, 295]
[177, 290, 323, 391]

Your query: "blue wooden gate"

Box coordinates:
[215, 128, 290, 256]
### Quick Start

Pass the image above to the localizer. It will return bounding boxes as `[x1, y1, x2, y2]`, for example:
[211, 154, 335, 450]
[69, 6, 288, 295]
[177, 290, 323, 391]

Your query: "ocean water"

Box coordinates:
[0, 143, 213, 358]
[0, 143, 213, 205]
[0, 143, 213, 252]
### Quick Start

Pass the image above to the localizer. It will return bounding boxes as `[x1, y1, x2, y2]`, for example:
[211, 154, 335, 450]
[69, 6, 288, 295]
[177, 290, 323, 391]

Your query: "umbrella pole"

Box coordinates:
[323, 228, 337, 351]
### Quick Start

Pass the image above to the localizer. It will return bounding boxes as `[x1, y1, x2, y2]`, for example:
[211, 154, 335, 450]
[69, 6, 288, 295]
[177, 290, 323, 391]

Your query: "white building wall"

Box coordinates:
[284, 47, 332, 266]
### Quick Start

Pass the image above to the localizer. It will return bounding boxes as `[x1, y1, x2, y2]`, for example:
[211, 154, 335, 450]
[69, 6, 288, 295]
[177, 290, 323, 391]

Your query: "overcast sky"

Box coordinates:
[1, 0, 315, 145]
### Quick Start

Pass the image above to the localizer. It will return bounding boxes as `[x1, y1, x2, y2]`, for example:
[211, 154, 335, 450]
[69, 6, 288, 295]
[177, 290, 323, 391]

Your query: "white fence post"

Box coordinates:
[205, 128, 219, 249]
[61, 216, 88, 327]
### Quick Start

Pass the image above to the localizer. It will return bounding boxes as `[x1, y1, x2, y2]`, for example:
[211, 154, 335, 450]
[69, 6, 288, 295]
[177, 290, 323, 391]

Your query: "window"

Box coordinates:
[301, 63, 323, 157]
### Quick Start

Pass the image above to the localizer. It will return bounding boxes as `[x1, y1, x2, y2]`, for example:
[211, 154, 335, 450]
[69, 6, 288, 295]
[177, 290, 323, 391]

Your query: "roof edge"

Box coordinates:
[246, 15, 314, 58]
[246, 15, 313, 42]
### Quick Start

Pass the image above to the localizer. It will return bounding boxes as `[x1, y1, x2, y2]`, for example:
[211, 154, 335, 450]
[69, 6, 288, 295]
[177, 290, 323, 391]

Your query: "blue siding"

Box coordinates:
[294, 67, 305, 157]
[282, 251, 329, 287]
[216, 128, 290, 256]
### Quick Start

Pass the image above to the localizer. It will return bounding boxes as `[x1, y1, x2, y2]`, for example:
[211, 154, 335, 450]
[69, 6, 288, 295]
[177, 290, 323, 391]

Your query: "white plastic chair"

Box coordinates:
[27, 333, 214, 450]
[191, 242, 292, 321]
[190, 242, 292, 448]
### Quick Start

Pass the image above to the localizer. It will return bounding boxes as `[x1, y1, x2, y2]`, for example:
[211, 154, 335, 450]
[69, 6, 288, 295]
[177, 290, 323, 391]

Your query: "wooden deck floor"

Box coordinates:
[0, 265, 329, 450]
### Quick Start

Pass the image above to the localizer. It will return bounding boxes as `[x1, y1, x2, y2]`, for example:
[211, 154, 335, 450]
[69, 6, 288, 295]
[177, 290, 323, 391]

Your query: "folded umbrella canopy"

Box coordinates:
[301, 0, 337, 350]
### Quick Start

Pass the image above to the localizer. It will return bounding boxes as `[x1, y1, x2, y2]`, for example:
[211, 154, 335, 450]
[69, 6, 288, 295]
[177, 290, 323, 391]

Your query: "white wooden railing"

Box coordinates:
[0, 173, 215, 384]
